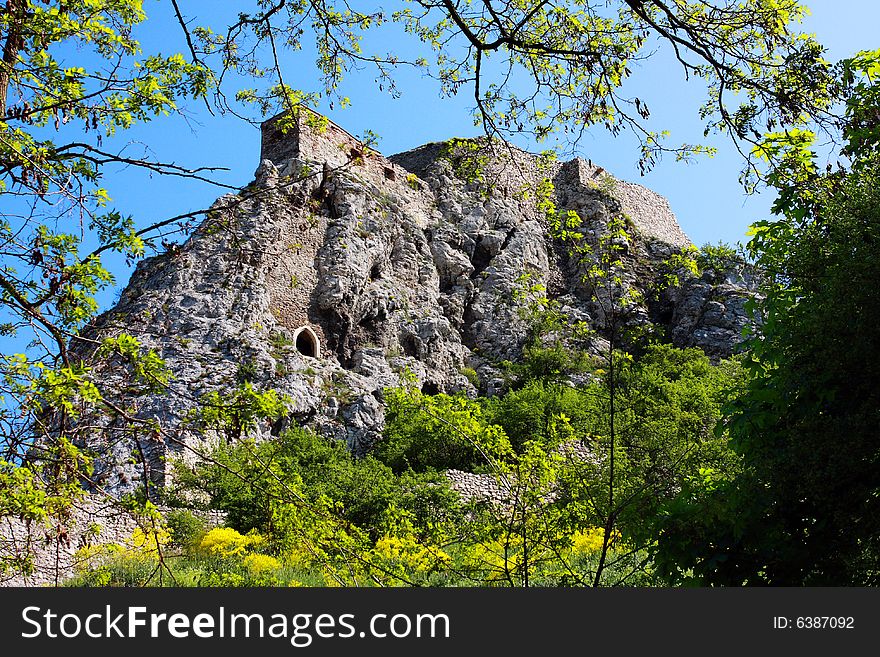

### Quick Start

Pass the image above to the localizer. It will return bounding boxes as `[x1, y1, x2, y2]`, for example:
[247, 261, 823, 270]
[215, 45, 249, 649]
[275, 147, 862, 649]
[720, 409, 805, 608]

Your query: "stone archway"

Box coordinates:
[292, 325, 320, 358]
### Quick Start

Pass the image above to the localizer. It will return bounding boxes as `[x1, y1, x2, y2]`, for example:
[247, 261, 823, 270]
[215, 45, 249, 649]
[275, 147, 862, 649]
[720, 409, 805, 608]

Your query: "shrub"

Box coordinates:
[165, 509, 207, 552]
[697, 241, 738, 279]
[459, 366, 480, 387]
[172, 426, 462, 545]
[198, 527, 263, 557]
[378, 389, 498, 473]
[243, 553, 281, 576]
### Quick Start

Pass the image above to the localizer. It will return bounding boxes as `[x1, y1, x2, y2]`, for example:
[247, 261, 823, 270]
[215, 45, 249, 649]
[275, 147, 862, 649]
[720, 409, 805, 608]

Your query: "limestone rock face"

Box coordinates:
[73, 111, 755, 496]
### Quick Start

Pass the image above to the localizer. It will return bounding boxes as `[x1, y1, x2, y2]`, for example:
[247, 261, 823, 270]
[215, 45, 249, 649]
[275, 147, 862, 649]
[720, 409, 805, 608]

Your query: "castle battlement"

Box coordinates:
[260, 108, 370, 169]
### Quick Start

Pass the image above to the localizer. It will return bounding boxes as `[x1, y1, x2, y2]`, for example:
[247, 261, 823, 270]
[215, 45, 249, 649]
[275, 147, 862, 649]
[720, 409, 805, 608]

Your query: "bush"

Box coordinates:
[459, 366, 480, 387]
[485, 380, 594, 452]
[199, 527, 264, 557]
[696, 241, 738, 280]
[377, 389, 496, 473]
[165, 509, 207, 552]
[172, 425, 462, 545]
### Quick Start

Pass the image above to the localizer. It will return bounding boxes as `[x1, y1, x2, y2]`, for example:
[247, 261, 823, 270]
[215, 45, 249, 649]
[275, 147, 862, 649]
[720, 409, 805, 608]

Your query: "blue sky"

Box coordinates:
[50, 1, 880, 310]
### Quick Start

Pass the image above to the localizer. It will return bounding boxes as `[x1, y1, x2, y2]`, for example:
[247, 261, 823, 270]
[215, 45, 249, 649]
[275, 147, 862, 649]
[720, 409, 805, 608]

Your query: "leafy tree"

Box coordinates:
[696, 241, 739, 282]
[1, 0, 211, 361]
[486, 380, 594, 452]
[655, 50, 880, 586]
[396, 1, 836, 175]
[0, 0, 215, 573]
[542, 186, 650, 583]
[379, 387, 513, 473]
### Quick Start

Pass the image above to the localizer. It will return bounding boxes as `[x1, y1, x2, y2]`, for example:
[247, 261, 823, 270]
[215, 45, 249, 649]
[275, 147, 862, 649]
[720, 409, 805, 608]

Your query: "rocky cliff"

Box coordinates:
[69, 110, 754, 498]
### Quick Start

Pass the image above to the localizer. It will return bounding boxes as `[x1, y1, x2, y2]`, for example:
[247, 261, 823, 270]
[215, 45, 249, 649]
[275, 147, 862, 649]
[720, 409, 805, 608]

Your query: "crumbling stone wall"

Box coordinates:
[0, 502, 225, 587]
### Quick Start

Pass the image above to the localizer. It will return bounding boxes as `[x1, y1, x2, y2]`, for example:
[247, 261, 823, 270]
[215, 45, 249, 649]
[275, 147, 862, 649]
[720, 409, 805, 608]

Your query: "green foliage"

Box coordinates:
[164, 509, 208, 552]
[68, 525, 307, 587]
[485, 381, 593, 453]
[98, 335, 173, 392]
[378, 388, 512, 473]
[396, 1, 830, 174]
[562, 345, 742, 538]
[439, 138, 491, 184]
[186, 382, 289, 443]
[377, 342, 740, 586]
[171, 426, 459, 543]
[840, 49, 880, 162]
[405, 172, 421, 190]
[725, 166, 880, 584]
[0, 437, 90, 522]
[656, 51, 880, 586]
[459, 366, 480, 388]
[517, 340, 594, 384]
[235, 359, 258, 383]
[510, 199, 743, 584]
[510, 271, 594, 383]
[658, 245, 700, 289]
[0, 0, 214, 572]
[696, 242, 739, 281]
[535, 178, 560, 223]
[594, 173, 618, 196]
[0, 0, 211, 342]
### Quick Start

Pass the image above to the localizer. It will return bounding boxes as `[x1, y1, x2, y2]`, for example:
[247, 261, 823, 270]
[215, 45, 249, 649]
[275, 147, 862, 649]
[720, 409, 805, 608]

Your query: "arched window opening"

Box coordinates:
[293, 326, 320, 358]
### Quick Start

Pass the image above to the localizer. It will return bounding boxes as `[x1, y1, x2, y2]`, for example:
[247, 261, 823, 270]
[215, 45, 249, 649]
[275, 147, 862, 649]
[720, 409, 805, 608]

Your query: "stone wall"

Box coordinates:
[444, 440, 598, 506]
[261, 109, 369, 170]
[0, 502, 225, 587]
[554, 158, 691, 249]
[445, 470, 512, 506]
